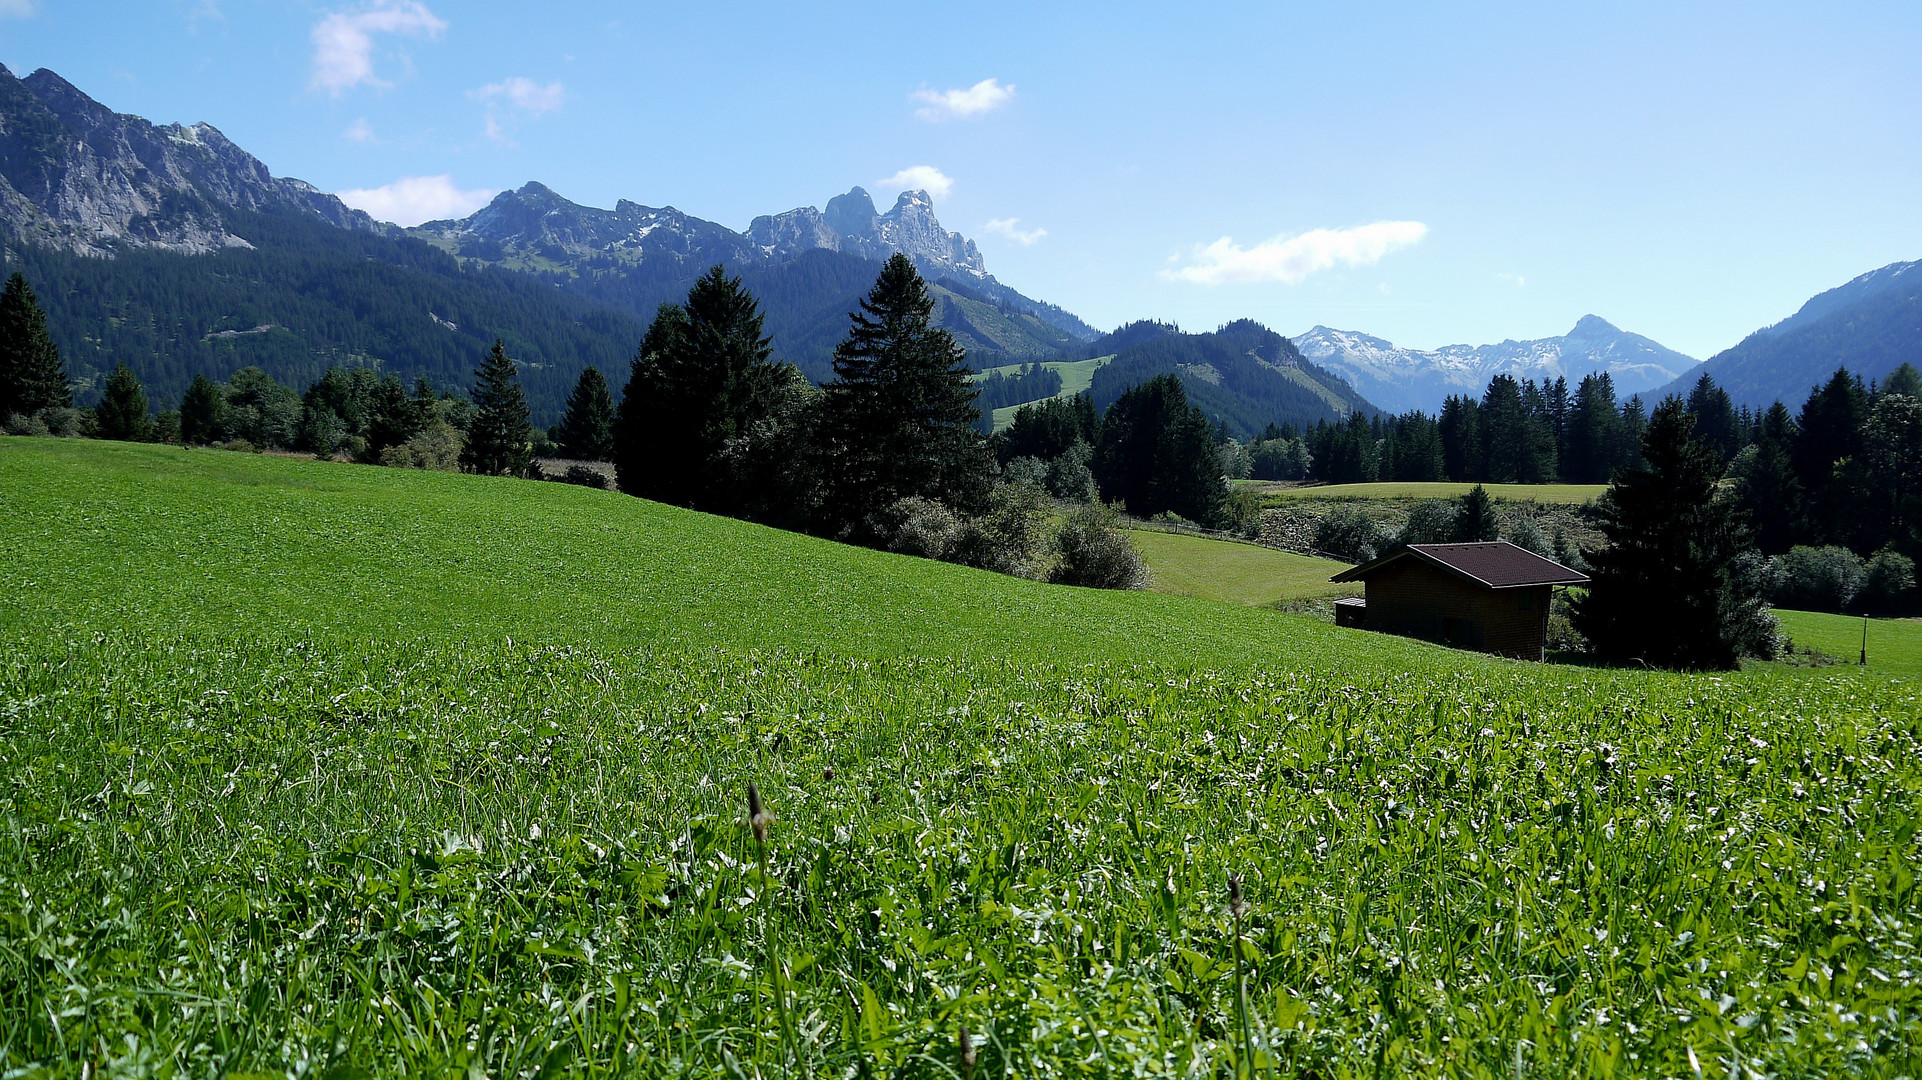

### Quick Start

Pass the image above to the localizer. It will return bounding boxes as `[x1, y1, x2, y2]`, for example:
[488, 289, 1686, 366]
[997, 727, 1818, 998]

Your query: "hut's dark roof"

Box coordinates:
[1330, 541, 1589, 589]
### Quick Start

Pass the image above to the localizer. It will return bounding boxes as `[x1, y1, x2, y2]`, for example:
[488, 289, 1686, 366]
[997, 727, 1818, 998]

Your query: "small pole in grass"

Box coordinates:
[959, 1026, 977, 1080]
[1228, 873, 1252, 1076]
[1861, 616, 1869, 665]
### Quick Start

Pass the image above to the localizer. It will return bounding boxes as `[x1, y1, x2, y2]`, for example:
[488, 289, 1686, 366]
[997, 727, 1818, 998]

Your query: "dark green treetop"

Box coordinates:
[93, 363, 151, 442]
[0, 272, 70, 418]
[1091, 373, 1225, 526]
[1453, 484, 1499, 542]
[552, 366, 617, 462]
[460, 340, 534, 477]
[816, 254, 992, 534]
[1573, 399, 1774, 670]
[179, 373, 226, 445]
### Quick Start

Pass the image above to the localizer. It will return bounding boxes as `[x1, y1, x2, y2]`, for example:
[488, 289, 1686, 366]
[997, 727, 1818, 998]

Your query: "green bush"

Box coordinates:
[1772, 545, 1866, 612]
[1049, 501, 1147, 589]
[1861, 546, 1917, 613]
[1313, 505, 1386, 563]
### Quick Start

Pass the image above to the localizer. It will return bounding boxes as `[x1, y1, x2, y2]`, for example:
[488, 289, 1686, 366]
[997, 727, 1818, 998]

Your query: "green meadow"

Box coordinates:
[1130, 529, 1357, 607]
[2, 438, 1920, 1077]
[1249, 481, 1608, 505]
[977, 355, 1114, 431]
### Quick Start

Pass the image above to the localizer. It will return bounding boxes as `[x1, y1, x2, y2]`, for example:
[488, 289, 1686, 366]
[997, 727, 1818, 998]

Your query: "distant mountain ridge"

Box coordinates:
[1294, 316, 1697, 414]
[0, 64, 379, 256]
[1658, 260, 1922, 407]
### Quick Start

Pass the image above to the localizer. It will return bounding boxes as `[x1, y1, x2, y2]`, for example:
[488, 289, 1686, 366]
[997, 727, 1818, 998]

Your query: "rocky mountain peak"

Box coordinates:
[0, 64, 379, 255]
[823, 187, 879, 236]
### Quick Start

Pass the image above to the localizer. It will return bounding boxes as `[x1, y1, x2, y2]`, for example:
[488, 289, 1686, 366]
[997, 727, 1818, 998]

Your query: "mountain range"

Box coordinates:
[1653, 260, 1922, 407]
[1292, 317, 1698, 414]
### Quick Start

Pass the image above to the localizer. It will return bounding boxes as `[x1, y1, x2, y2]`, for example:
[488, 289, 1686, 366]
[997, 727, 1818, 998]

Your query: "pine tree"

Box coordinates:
[179, 373, 226, 444]
[1453, 484, 1498, 542]
[0, 272, 70, 418]
[1438, 396, 1482, 482]
[1684, 373, 1743, 465]
[816, 254, 993, 535]
[1739, 401, 1802, 554]
[1092, 374, 1226, 525]
[616, 267, 795, 514]
[552, 366, 617, 461]
[460, 339, 534, 477]
[1478, 375, 1528, 482]
[1573, 400, 1774, 669]
[93, 363, 151, 441]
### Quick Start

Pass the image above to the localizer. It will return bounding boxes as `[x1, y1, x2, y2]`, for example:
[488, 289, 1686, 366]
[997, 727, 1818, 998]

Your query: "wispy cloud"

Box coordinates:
[472, 76, 564, 113]
[983, 218, 1046, 246]
[911, 78, 1014, 121]
[0, 0, 36, 18]
[1496, 271, 1526, 287]
[343, 117, 377, 143]
[1164, 221, 1429, 286]
[469, 76, 564, 143]
[875, 165, 954, 202]
[336, 175, 494, 227]
[309, 1, 447, 96]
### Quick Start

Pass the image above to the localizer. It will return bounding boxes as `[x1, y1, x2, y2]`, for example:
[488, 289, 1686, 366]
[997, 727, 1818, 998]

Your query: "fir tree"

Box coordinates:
[460, 340, 534, 477]
[179, 373, 226, 444]
[93, 363, 151, 441]
[1739, 401, 1803, 554]
[0, 272, 70, 418]
[1438, 395, 1482, 482]
[1454, 484, 1498, 542]
[552, 366, 617, 461]
[1684, 372, 1743, 465]
[1092, 374, 1226, 525]
[617, 267, 795, 514]
[1573, 400, 1774, 670]
[816, 254, 993, 535]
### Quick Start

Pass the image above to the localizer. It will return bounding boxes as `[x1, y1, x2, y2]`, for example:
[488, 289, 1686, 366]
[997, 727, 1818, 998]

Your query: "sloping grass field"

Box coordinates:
[1131, 529, 1357, 607]
[3, 438, 1921, 1077]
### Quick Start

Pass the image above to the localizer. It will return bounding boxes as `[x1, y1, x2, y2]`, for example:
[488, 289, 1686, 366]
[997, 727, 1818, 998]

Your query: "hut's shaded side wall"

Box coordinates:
[1362, 561, 1548, 660]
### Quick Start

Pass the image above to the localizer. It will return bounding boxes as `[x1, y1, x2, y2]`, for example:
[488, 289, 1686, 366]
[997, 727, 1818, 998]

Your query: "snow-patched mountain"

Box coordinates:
[1293, 316, 1697, 414]
[0, 64, 379, 256]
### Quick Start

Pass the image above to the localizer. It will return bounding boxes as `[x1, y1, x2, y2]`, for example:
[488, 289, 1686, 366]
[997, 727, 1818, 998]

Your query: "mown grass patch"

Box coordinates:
[1773, 608, 1922, 678]
[2, 436, 1921, 1075]
[1131, 529, 1357, 607]
[1248, 481, 1607, 505]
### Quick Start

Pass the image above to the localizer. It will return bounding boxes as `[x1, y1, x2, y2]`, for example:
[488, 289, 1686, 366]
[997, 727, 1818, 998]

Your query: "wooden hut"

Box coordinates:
[1329, 541, 1589, 661]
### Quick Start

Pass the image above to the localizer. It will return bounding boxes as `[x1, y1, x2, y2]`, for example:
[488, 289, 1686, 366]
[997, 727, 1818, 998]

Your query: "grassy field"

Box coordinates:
[1131, 529, 1357, 606]
[1250, 480, 1608, 504]
[3, 437, 1921, 1076]
[978, 355, 1114, 432]
[1775, 608, 1922, 678]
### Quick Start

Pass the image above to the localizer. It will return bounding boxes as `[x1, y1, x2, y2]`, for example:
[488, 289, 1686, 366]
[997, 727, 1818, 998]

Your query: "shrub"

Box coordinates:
[952, 483, 1050, 579]
[4, 412, 48, 436]
[1050, 502, 1147, 589]
[1772, 545, 1866, 612]
[1222, 487, 1264, 538]
[1505, 515, 1552, 558]
[1397, 500, 1456, 546]
[1860, 547, 1916, 613]
[378, 422, 464, 471]
[560, 465, 610, 490]
[1314, 506, 1385, 563]
[1002, 456, 1049, 489]
[881, 497, 963, 560]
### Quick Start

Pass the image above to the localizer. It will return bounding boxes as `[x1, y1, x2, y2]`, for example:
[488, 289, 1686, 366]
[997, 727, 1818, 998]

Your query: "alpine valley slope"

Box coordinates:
[1295, 316, 1697, 414]
[1653, 260, 1922, 408]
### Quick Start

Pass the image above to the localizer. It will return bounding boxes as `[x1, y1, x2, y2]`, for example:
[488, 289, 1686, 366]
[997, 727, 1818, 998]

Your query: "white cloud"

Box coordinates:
[1496, 271, 1526, 287]
[343, 117, 377, 142]
[874, 165, 953, 202]
[471, 76, 564, 114]
[983, 218, 1046, 246]
[911, 77, 1015, 121]
[0, 0, 35, 17]
[309, 1, 447, 95]
[1163, 221, 1429, 286]
[335, 175, 494, 227]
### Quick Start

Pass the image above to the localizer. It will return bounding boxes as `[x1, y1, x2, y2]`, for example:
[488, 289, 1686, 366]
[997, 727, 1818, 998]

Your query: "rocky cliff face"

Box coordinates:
[748, 187, 986, 281]
[0, 65, 379, 257]
[413, 181, 760, 269]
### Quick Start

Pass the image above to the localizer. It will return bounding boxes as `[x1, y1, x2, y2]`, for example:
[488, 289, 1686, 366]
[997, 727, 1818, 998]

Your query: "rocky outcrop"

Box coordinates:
[415, 181, 759, 267]
[0, 65, 381, 256]
[748, 186, 986, 280]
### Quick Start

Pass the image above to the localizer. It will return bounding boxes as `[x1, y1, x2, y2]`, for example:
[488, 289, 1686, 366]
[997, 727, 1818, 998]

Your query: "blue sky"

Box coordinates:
[4, 1, 1918, 359]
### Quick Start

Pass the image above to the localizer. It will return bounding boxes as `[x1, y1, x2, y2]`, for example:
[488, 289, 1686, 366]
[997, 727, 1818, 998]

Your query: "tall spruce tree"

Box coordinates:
[1739, 401, 1802, 554]
[816, 254, 993, 535]
[1438, 395, 1482, 482]
[93, 363, 151, 441]
[1573, 400, 1774, 670]
[460, 340, 534, 477]
[0, 272, 70, 418]
[1684, 373, 1743, 465]
[552, 366, 617, 461]
[616, 267, 795, 514]
[179, 373, 226, 444]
